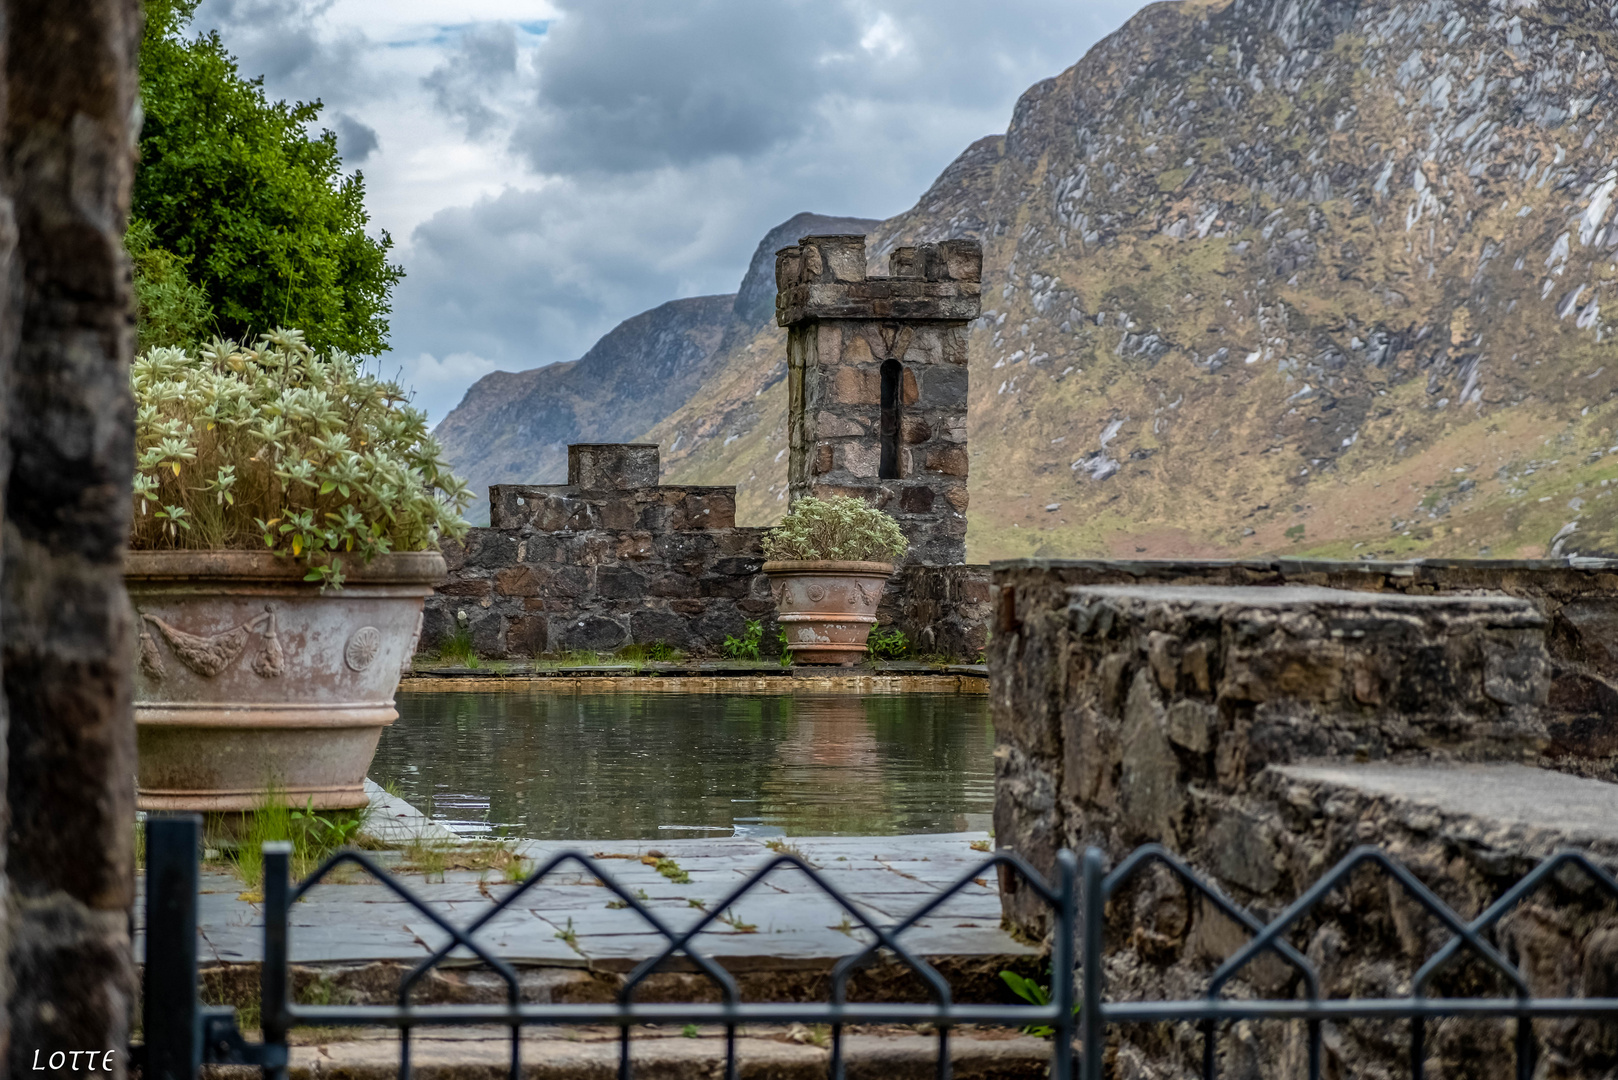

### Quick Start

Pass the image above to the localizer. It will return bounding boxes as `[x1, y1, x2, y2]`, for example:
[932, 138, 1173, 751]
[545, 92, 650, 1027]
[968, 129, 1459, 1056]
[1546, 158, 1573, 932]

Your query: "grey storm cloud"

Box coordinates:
[194, 0, 377, 108]
[333, 113, 379, 162]
[424, 23, 520, 139]
[512, 1, 862, 174]
[508, 0, 1136, 177]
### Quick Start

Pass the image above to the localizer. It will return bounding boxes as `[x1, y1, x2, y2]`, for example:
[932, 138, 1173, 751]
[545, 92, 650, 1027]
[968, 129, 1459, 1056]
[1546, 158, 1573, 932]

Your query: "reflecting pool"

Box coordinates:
[370, 690, 994, 839]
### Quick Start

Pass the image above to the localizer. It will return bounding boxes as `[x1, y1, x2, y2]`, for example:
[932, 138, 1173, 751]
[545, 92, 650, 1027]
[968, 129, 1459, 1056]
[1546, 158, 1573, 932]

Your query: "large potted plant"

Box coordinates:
[762, 496, 908, 664]
[128, 330, 472, 811]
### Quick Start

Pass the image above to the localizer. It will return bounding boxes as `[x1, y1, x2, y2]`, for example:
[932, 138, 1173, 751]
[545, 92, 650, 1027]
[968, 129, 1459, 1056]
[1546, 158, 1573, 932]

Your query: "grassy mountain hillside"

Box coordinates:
[659, 0, 1618, 561]
[436, 213, 877, 523]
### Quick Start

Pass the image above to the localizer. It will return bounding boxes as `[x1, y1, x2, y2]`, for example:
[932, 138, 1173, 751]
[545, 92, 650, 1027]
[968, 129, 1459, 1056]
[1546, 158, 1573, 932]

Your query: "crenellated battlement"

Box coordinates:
[774, 235, 981, 326]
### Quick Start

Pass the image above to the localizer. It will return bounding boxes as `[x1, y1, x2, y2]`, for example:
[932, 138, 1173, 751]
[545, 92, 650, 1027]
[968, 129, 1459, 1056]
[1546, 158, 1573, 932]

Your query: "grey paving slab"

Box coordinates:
[161, 831, 1031, 971]
[406, 909, 585, 966]
[283, 919, 432, 963]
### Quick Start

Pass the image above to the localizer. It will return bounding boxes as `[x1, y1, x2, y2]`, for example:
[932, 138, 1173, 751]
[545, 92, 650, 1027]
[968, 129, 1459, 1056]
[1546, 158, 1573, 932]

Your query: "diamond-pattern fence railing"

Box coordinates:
[137, 816, 1618, 1080]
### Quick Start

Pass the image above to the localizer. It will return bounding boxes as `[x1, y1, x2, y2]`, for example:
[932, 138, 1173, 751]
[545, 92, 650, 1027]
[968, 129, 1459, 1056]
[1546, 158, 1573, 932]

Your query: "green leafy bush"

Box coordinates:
[130, 329, 473, 585]
[126, 218, 214, 353]
[762, 496, 907, 563]
[135, 0, 402, 355]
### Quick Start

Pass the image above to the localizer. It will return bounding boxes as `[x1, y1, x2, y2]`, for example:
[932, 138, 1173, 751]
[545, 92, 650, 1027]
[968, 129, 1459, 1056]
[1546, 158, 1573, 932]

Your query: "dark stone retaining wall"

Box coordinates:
[423, 444, 990, 659]
[990, 561, 1618, 1079]
[995, 557, 1618, 777]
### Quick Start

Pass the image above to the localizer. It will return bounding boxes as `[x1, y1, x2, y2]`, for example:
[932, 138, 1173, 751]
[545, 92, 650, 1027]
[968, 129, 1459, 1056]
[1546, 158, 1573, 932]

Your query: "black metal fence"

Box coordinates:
[139, 816, 1618, 1080]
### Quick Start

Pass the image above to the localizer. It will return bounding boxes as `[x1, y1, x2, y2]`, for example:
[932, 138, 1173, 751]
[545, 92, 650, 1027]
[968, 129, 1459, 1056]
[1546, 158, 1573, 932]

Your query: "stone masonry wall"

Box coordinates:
[423, 444, 992, 659]
[425, 445, 773, 658]
[995, 556, 1618, 779]
[990, 565, 1618, 1079]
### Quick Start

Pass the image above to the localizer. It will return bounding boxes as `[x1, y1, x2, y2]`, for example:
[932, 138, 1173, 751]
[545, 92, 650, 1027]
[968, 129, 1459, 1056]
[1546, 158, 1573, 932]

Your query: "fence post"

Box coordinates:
[1052, 850, 1079, 1080]
[1081, 848, 1105, 1080]
[260, 841, 294, 1080]
[145, 815, 203, 1080]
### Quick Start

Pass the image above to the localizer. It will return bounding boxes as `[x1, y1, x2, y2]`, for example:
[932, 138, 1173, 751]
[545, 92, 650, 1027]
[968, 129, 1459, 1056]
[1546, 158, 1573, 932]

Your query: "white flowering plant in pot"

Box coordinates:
[130, 328, 472, 584]
[128, 328, 473, 813]
[762, 496, 908, 665]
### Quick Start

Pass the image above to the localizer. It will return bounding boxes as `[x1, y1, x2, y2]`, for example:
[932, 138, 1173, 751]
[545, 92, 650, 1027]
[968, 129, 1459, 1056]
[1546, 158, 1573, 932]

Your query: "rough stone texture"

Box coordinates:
[995, 556, 1618, 780]
[777, 235, 980, 566]
[0, 0, 141, 1074]
[991, 565, 1618, 1079]
[878, 564, 991, 659]
[429, 446, 991, 660]
[426, 514, 772, 659]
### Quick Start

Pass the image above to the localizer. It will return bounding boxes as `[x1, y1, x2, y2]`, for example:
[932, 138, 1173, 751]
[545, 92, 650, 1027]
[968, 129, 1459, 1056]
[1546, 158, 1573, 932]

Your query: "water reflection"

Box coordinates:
[370, 691, 994, 839]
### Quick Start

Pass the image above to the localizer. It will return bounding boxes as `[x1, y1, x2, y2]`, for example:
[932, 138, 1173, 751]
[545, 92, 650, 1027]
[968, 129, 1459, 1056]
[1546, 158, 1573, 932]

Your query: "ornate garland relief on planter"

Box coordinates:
[137, 605, 285, 681]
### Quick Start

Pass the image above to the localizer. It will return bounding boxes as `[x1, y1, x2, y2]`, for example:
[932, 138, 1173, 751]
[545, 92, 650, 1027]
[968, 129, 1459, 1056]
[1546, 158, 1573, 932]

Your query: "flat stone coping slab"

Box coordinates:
[1273, 762, 1618, 848]
[139, 833, 1032, 970]
[1067, 583, 1540, 617]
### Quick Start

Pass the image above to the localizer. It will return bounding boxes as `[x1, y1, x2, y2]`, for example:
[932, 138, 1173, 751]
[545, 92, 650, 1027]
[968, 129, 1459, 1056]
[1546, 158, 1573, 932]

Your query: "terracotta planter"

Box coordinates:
[763, 560, 895, 664]
[127, 550, 445, 811]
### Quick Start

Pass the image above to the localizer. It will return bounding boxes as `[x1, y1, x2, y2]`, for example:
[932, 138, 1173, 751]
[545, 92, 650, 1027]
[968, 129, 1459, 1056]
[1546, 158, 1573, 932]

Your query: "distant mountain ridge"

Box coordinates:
[442, 0, 1618, 560]
[436, 212, 877, 523]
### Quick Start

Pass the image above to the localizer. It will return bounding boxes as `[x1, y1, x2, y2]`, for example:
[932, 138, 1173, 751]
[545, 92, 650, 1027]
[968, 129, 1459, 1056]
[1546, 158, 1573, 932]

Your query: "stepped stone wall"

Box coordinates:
[422, 444, 991, 659]
[990, 562, 1618, 1079]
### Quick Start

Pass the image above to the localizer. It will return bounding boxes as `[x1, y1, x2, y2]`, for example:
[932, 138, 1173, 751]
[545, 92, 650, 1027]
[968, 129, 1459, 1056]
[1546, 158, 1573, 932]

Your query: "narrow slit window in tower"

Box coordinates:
[880, 359, 902, 479]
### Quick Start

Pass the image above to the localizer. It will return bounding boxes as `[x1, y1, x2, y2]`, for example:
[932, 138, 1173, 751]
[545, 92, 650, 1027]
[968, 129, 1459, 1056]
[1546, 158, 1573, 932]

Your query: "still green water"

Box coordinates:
[371, 691, 994, 839]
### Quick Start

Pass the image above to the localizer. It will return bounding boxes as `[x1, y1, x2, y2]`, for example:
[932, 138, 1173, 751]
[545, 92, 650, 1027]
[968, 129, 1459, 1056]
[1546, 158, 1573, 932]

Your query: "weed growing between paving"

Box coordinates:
[764, 838, 805, 860]
[212, 786, 375, 892]
[645, 856, 690, 883]
[394, 836, 527, 883]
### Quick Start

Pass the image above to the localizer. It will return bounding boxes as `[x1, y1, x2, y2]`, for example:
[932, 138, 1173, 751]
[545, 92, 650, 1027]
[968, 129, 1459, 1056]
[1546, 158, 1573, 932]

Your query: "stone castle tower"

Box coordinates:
[774, 234, 981, 565]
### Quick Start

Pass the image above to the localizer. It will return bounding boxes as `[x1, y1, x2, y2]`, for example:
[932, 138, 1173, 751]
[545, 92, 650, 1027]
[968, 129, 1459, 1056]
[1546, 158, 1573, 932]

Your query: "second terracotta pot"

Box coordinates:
[763, 560, 895, 664]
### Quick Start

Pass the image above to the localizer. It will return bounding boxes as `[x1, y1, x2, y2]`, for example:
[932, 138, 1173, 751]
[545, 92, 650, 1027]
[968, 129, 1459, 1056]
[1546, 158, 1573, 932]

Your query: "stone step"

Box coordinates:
[1270, 761, 1618, 860]
[202, 1027, 1052, 1080]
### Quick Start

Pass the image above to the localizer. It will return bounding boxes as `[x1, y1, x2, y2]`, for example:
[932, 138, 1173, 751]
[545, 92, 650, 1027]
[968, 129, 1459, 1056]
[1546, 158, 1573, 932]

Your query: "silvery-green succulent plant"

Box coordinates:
[130, 328, 472, 586]
[762, 495, 908, 563]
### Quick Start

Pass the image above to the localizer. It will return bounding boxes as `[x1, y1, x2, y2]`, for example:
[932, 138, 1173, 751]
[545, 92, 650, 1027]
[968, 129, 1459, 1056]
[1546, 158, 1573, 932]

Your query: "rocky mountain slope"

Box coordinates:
[444, 0, 1618, 561]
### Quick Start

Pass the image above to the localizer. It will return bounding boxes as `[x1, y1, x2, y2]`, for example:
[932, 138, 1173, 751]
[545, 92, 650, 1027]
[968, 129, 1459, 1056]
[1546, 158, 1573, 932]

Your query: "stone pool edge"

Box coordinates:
[398, 668, 988, 694]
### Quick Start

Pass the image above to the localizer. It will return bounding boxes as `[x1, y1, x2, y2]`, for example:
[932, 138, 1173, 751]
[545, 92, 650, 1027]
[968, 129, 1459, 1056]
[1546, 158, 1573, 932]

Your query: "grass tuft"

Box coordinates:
[438, 626, 478, 667]
[209, 784, 374, 890]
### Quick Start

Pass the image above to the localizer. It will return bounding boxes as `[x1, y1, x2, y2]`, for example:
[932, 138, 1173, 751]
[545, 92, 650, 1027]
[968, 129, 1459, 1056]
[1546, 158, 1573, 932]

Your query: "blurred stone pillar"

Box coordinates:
[2, 0, 142, 1074]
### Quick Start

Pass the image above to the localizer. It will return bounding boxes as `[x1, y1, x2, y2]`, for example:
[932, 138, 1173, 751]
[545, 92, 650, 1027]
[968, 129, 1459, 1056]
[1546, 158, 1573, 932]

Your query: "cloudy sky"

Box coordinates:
[189, 0, 1146, 424]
